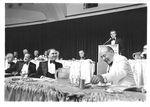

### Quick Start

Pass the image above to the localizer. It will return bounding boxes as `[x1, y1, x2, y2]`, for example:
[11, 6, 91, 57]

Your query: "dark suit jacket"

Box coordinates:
[8, 62, 15, 68]
[5, 61, 36, 77]
[36, 61, 63, 79]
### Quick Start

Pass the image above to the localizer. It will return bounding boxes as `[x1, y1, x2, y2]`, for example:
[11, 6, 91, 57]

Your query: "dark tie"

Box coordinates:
[109, 61, 113, 66]
[24, 62, 29, 64]
[108, 61, 113, 73]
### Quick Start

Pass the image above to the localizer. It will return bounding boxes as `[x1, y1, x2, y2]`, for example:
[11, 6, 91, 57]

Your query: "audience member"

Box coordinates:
[5, 53, 15, 70]
[5, 53, 36, 78]
[13, 51, 19, 63]
[56, 50, 60, 60]
[36, 49, 63, 79]
[34, 50, 39, 60]
[141, 44, 147, 59]
[79, 50, 86, 60]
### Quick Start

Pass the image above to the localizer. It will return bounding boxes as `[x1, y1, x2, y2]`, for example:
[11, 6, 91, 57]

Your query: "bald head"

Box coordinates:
[100, 46, 114, 64]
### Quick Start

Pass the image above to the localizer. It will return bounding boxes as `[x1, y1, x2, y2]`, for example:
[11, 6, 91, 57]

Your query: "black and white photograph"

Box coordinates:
[2, 0, 149, 103]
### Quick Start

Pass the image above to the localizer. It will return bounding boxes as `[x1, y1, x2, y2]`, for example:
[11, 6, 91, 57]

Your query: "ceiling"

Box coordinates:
[5, 3, 146, 27]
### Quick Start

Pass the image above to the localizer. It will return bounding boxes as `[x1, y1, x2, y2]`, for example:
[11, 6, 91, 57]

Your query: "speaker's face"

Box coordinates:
[110, 31, 116, 39]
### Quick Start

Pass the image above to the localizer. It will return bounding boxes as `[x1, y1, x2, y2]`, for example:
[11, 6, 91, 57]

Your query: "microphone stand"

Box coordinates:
[103, 38, 112, 45]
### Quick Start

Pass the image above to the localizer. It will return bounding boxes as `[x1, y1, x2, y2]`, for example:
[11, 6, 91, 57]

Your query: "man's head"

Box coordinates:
[47, 49, 57, 61]
[34, 50, 39, 57]
[79, 50, 85, 59]
[23, 49, 28, 55]
[100, 46, 114, 64]
[6, 53, 14, 62]
[44, 50, 48, 56]
[23, 53, 31, 63]
[143, 44, 147, 52]
[110, 30, 117, 39]
[13, 51, 18, 58]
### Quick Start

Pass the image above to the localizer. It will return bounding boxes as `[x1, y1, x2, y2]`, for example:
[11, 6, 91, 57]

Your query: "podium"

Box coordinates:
[97, 44, 119, 75]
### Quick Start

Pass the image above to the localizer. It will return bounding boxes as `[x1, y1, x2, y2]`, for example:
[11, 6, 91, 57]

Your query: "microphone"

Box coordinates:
[103, 38, 112, 45]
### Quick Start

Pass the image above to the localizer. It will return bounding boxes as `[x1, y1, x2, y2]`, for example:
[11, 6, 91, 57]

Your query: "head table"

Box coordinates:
[5, 76, 146, 102]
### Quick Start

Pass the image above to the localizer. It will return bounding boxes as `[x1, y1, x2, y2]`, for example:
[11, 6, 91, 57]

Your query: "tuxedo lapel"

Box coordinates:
[18, 61, 24, 74]
[46, 61, 48, 73]
[28, 62, 33, 74]
[42, 61, 48, 76]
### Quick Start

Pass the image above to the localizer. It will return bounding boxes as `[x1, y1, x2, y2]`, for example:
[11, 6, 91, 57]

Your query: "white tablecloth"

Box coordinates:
[31, 59, 95, 83]
[69, 60, 95, 84]
[129, 59, 146, 87]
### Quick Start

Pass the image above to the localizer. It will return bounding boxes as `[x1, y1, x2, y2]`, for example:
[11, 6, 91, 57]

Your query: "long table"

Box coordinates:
[5, 76, 146, 102]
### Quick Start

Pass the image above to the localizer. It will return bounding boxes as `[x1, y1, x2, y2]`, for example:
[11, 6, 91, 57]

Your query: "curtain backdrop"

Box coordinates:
[5, 7, 147, 61]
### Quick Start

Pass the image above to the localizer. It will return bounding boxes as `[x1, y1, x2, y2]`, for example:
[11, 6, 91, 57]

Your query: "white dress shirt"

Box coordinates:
[102, 54, 136, 86]
[21, 62, 30, 77]
[5, 60, 10, 70]
[111, 39, 116, 45]
[48, 60, 56, 74]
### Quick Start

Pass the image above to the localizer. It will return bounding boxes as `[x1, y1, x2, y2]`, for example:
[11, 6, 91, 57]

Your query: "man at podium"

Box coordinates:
[104, 30, 125, 55]
[91, 46, 136, 86]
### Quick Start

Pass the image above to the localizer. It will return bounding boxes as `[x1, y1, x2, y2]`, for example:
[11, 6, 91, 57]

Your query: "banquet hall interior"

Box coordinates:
[5, 3, 147, 101]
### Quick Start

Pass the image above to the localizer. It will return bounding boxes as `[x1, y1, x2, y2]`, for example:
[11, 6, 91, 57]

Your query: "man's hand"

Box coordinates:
[91, 75, 104, 84]
[40, 75, 47, 79]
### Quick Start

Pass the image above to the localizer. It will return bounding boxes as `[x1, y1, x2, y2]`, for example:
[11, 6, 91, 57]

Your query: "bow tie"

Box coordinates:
[50, 60, 55, 64]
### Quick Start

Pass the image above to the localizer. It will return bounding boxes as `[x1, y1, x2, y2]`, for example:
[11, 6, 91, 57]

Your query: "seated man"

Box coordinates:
[5, 53, 36, 77]
[91, 46, 136, 86]
[36, 49, 63, 79]
[33, 50, 39, 60]
[141, 44, 147, 59]
[13, 51, 19, 63]
[5, 53, 15, 70]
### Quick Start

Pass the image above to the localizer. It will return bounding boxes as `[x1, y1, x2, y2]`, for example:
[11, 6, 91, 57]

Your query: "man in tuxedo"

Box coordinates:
[5, 53, 36, 77]
[36, 49, 63, 79]
[91, 46, 135, 86]
[13, 51, 19, 63]
[106, 30, 125, 55]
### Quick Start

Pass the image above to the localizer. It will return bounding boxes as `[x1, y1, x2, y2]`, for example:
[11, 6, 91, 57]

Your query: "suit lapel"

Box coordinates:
[46, 61, 48, 73]
[18, 61, 24, 74]
[28, 62, 32, 74]
[42, 61, 48, 76]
